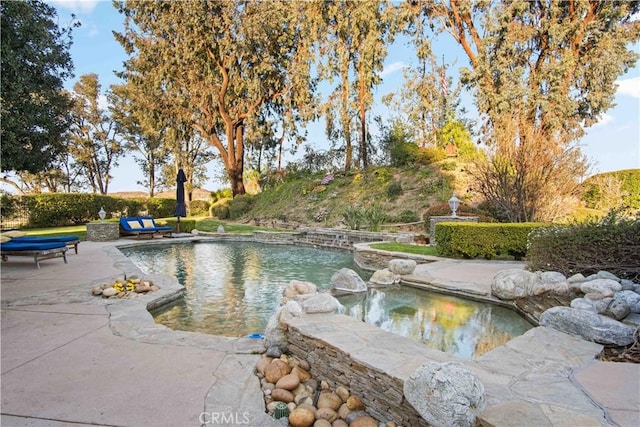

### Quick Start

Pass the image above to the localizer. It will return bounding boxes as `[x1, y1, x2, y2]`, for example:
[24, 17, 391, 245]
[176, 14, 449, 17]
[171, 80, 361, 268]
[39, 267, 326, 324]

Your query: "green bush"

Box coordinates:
[419, 146, 447, 164]
[364, 204, 387, 231]
[527, 211, 640, 281]
[436, 222, 546, 260]
[140, 198, 175, 218]
[390, 142, 420, 166]
[389, 210, 419, 223]
[189, 200, 210, 216]
[228, 194, 255, 219]
[386, 181, 403, 199]
[210, 199, 231, 219]
[343, 205, 365, 230]
[160, 218, 196, 233]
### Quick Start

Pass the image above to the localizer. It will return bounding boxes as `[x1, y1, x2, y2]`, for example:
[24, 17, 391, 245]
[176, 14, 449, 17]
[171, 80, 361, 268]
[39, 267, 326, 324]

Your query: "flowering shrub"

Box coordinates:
[321, 174, 334, 185]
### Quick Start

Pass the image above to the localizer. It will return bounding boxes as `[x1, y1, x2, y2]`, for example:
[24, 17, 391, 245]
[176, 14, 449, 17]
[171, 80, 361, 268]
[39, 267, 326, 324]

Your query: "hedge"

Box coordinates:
[435, 222, 546, 260]
[3, 194, 177, 228]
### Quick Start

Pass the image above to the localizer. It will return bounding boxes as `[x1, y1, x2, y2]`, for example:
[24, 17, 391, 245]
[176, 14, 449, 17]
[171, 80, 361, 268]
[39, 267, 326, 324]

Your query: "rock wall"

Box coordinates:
[285, 318, 433, 426]
[353, 243, 436, 270]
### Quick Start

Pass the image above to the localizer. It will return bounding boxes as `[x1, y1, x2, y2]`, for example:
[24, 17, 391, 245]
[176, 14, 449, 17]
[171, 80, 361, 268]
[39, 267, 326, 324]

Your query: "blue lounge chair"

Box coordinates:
[119, 217, 173, 239]
[1, 241, 68, 269]
[10, 236, 80, 254]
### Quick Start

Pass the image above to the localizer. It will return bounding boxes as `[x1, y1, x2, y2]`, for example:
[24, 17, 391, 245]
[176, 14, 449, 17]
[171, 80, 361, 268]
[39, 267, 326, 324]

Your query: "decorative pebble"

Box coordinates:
[317, 391, 342, 411]
[102, 288, 118, 297]
[288, 406, 315, 427]
[346, 395, 365, 411]
[335, 386, 349, 402]
[276, 373, 300, 391]
[271, 388, 295, 403]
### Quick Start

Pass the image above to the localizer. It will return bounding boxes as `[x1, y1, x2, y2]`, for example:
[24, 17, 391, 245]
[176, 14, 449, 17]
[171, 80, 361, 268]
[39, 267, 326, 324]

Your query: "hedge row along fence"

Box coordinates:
[1, 194, 178, 229]
[435, 222, 546, 260]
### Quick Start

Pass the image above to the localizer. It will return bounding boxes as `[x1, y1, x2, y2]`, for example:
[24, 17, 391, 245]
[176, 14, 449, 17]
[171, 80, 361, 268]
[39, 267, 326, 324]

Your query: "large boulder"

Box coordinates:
[404, 362, 485, 427]
[539, 306, 635, 346]
[491, 270, 540, 300]
[615, 290, 640, 313]
[284, 280, 318, 298]
[580, 279, 622, 297]
[369, 268, 395, 286]
[388, 259, 417, 275]
[331, 268, 367, 293]
[300, 293, 343, 314]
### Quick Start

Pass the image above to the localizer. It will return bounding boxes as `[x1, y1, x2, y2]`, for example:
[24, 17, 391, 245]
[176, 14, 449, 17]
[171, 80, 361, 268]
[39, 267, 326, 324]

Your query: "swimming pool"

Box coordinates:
[120, 241, 532, 359]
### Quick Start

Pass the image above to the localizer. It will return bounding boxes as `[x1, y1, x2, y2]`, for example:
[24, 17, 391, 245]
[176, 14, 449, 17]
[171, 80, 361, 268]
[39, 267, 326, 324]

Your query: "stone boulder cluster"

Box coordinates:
[90, 276, 159, 299]
[492, 269, 639, 346]
[255, 353, 386, 427]
[368, 259, 417, 287]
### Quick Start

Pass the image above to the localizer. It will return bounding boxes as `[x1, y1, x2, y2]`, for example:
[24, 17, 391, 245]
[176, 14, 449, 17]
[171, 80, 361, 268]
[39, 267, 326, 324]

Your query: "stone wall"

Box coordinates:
[284, 314, 455, 426]
[86, 222, 119, 241]
[296, 227, 413, 249]
[352, 243, 438, 270]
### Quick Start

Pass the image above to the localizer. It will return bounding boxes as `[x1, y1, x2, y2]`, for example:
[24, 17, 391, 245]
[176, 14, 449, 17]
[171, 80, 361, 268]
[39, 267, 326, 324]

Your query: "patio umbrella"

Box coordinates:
[173, 168, 187, 233]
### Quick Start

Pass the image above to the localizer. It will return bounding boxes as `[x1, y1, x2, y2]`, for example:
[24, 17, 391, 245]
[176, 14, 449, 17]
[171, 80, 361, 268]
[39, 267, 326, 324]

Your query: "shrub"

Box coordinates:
[228, 194, 255, 219]
[343, 205, 365, 230]
[210, 199, 230, 219]
[386, 181, 403, 199]
[142, 198, 175, 218]
[436, 222, 545, 260]
[527, 210, 640, 281]
[364, 204, 387, 232]
[189, 200, 210, 216]
[160, 218, 196, 233]
[390, 142, 420, 166]
[390, 210, 419, 223]
[419, 146, 447, 164]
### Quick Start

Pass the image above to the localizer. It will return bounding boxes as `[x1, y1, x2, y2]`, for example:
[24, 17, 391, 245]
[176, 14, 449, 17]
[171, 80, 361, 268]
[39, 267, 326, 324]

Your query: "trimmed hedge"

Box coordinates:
[3, 194, 176, 228]
[435, 222, 546, 260]
[527, 211, 640, 281]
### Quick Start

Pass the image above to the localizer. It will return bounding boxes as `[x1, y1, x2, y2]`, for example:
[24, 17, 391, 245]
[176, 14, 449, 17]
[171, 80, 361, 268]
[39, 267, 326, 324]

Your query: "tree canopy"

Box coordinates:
[1, 0, 78, 174]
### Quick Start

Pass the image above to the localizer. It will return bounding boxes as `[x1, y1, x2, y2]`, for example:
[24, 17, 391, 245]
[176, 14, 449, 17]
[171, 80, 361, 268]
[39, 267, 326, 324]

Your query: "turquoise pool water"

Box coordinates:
[120, 241, 532, 359]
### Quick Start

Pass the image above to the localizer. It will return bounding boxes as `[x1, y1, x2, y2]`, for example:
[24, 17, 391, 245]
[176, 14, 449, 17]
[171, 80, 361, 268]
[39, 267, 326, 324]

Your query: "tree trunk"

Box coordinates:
[358, 59, 368, 169]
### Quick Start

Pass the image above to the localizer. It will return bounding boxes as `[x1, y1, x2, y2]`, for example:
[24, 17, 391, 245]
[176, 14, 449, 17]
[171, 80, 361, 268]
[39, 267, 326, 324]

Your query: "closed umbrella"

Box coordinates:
[173, 168, 187, 233]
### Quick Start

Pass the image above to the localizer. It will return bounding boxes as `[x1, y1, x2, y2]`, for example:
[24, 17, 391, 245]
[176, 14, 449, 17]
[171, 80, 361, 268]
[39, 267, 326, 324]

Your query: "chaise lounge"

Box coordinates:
[0, 240, 69, 269]
[9, 235, 80, 254]
[119, 217, 173, 239]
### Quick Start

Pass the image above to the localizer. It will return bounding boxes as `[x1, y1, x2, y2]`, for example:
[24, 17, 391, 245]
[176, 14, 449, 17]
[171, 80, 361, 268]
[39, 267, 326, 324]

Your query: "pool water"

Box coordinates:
[120, 241, 532, 359]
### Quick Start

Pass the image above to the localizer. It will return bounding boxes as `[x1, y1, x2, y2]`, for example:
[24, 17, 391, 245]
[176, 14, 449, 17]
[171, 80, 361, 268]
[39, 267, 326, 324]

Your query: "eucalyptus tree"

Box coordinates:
[405, 0, 640, 221]
[1, 0, 78, 175]
[67, 73, 122, 194]
[110, 80, 168, 197]
[114, 0, 312, 196]
[306, 0, 396, 171]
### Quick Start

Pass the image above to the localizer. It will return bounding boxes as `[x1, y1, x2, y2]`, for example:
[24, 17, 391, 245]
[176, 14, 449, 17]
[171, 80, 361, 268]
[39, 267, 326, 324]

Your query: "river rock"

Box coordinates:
[537, 271, 566, 283]
[597, 271, 620, 281]
[345, 411, 370, 424]
[615, 290, 640, 313]
[102, 287, 118, 298]
[404, 362, 485, 427]
[369, 269, 395, 286]
[315, 407, 338, 423]
[292, 366, 311, 382]
[265, 359, 292, 384]
[335, 386, 349, 402]
[313, 420, 332, 427]
[317, 391, 342, 411]
[276, 373, 301, 391]
[284, 280, 318, 298]
[570, 298, 594, 311]
[349, 416, 378, 427]
[271, 388, 295, 403]
[289, 406, 316, 427]
[491, 270, 540, 300]
[346, 396, 365, 411]
[580, 279, 621, 297]
[388, 259, 416, 275]
[301, 293, 343, 314]
[332, 420, 348, 427]
[601, 299, 631, 320]
[539, 306, 635, 346]
[337, 403, 351, 419]
[331, 268, 367, 293]
[91, 286, 103, 295]
[256, 356, 272, 375]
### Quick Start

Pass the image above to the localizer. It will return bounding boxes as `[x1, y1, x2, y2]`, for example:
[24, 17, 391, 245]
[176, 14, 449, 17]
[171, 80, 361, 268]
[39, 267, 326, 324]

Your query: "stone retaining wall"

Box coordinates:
[296, 227, 414, 249]
[284, 314, 453, 426]
[352, 243, 438, 270]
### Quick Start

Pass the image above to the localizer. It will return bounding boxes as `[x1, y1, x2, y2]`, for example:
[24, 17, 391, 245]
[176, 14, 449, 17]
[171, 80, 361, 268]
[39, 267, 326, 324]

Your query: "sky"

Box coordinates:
[37, 0, 640, 194]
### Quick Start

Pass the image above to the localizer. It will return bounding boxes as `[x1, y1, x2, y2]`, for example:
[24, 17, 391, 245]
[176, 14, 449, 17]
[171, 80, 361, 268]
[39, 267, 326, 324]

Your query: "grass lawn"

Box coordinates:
[369, 242, 439, 256]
